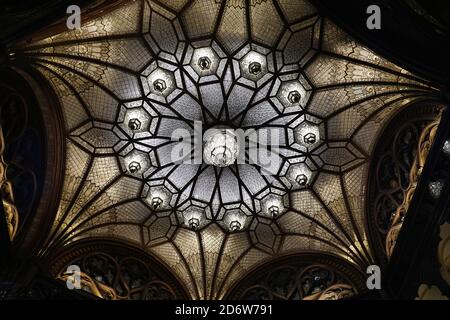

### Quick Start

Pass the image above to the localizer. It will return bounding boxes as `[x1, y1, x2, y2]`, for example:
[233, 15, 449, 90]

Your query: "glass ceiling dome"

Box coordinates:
[19, 0, 436, 299]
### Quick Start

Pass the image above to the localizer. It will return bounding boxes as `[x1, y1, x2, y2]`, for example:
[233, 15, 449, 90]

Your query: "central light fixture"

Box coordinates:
[128, 118, 142, 131]
[248, 62, 262, 75]
[128, 161, 141, 174]
[203, 128, 239, 167]
[145, 186, 171, 211]
[287, 163, 313, 189]
[153, 79, 167, 93]
[296, 173, 308, 186]
[261, 195, 285, 218]
[295, 122, 321, 148]
[198, 56, 211, 70]
[151, 196, 163, 209]
[224, 210, 247, 232]
[288, 90, 301, 104]
[183, 208, 204, 230]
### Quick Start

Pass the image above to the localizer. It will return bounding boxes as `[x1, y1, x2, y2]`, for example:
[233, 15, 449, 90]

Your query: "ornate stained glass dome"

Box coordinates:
[11, 0, 438, 299]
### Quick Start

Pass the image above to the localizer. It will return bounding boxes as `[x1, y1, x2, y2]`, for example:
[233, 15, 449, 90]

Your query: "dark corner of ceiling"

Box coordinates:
[311, 0, 450, 89]
[0, 0, 97, 48]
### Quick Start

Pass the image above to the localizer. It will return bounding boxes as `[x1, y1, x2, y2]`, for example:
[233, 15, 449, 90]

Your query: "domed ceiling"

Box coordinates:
[17, 0, 437, 298]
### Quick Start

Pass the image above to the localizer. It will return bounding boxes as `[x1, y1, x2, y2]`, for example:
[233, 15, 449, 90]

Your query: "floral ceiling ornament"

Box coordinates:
[303, 283, 356, 300]
[385, 119, 440, 258]
[16, 0, 438, 299]
[442, 140, 450, 156]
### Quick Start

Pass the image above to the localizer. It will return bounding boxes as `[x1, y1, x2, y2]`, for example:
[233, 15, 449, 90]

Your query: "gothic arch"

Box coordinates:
[366, 101, 443, 266]
[46, 238, 190, 299]
[224, 252, 366, 300]
[0, 66, 65, 256]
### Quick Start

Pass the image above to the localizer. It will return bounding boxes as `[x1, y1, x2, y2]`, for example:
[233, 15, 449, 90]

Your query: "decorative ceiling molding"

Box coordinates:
[385, 116, 440, 257]
[9, 0, 440, 299]
[366, 103, 442, 266]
